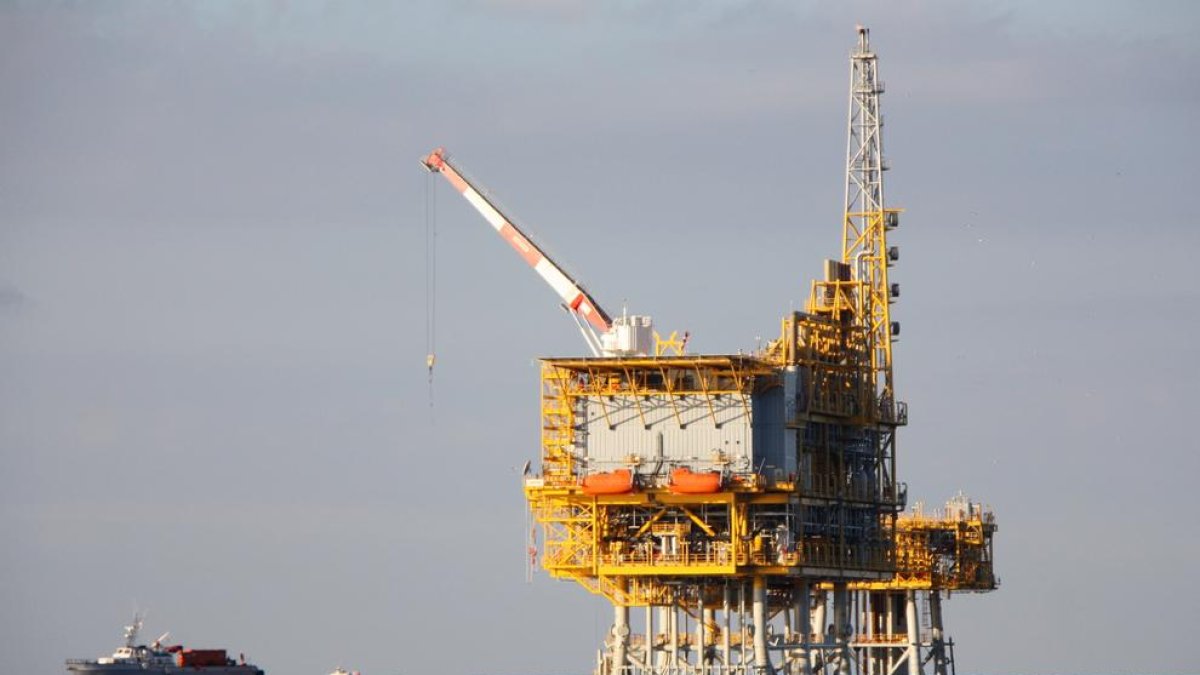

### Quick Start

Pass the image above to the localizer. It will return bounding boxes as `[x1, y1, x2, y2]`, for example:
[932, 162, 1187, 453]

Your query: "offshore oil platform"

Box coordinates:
[424, 27, 997, 675]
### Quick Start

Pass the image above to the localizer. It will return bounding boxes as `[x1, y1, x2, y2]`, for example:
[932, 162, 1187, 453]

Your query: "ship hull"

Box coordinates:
[67, 663, 262, 675]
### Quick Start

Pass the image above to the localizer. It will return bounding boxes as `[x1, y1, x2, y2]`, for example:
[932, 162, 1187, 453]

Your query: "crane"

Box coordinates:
[421, 147, 655, 357]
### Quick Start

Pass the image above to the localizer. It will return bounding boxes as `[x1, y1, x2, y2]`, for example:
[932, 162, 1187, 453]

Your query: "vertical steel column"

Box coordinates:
[905, 591, 920, 675]
[657, 606, 670, 671]
[723, 584, 733, 673]
[702, 605, 715, 675]
[864, 593, 873, 675]
[613, 605, 629, 673]
[811, 588, 826, 674]
[886, 594, 896, 674]
[832, 584, 850, 675]
[669, 605, 679, 670]
[646, 605, 654, 675]
[752, 576, 770, 674]
[740, 581, 749, 670]
[812, 590, 827, 643]
[796, 581, 813, 675]
[929, 591, 947, 675]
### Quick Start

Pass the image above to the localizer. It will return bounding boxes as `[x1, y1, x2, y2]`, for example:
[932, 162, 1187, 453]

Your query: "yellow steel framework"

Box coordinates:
[525, 355, 898, 608]
[850, 501, 998, 593]
[517, 28, 998, 675]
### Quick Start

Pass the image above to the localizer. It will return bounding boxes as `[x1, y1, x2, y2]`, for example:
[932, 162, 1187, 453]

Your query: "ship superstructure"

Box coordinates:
[65, 614, 264, 675]
[427, 27, 997, 675]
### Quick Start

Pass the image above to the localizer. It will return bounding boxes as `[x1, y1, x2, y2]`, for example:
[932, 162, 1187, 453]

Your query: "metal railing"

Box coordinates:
[876, 398, 907, 424]
[599, 542, 735, 569]
[589, 540, 894, 573]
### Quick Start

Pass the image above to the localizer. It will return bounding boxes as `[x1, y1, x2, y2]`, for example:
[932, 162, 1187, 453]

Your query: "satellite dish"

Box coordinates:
[521, 460, 532, 476]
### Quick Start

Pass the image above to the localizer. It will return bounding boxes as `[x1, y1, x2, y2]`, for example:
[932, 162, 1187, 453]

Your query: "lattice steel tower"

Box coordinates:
[842, 25, 899, 409]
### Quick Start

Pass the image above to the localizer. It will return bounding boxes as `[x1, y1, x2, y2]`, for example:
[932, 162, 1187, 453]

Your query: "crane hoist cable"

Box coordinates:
[424, 169, 437, 408]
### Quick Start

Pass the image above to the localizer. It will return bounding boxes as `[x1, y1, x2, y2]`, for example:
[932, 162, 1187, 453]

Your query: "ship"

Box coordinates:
[65, 613, 264, 675]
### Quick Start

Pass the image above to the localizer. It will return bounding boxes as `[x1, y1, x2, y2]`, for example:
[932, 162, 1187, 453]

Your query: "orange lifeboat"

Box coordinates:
[581, 469, 634, 495]
[669, 467, 722, 494]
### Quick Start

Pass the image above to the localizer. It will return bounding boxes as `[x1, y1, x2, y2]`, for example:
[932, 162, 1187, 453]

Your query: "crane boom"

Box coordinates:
[422, 148, 613, 336]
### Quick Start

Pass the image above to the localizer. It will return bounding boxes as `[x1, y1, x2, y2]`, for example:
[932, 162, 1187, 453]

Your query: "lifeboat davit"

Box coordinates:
[669, 467, 722, 494]
[581, 469, 634, 495]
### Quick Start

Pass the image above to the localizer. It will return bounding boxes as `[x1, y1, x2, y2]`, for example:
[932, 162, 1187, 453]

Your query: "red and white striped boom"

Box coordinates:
[422, 147, 613, 335]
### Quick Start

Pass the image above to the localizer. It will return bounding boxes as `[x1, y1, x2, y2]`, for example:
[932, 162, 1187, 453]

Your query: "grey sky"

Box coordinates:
[2, 1, 1198, 673]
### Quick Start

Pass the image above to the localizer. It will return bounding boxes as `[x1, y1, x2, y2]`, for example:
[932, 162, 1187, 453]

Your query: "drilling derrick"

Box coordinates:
[841, 24, 899, 410]
[518, 27, 999, 675]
